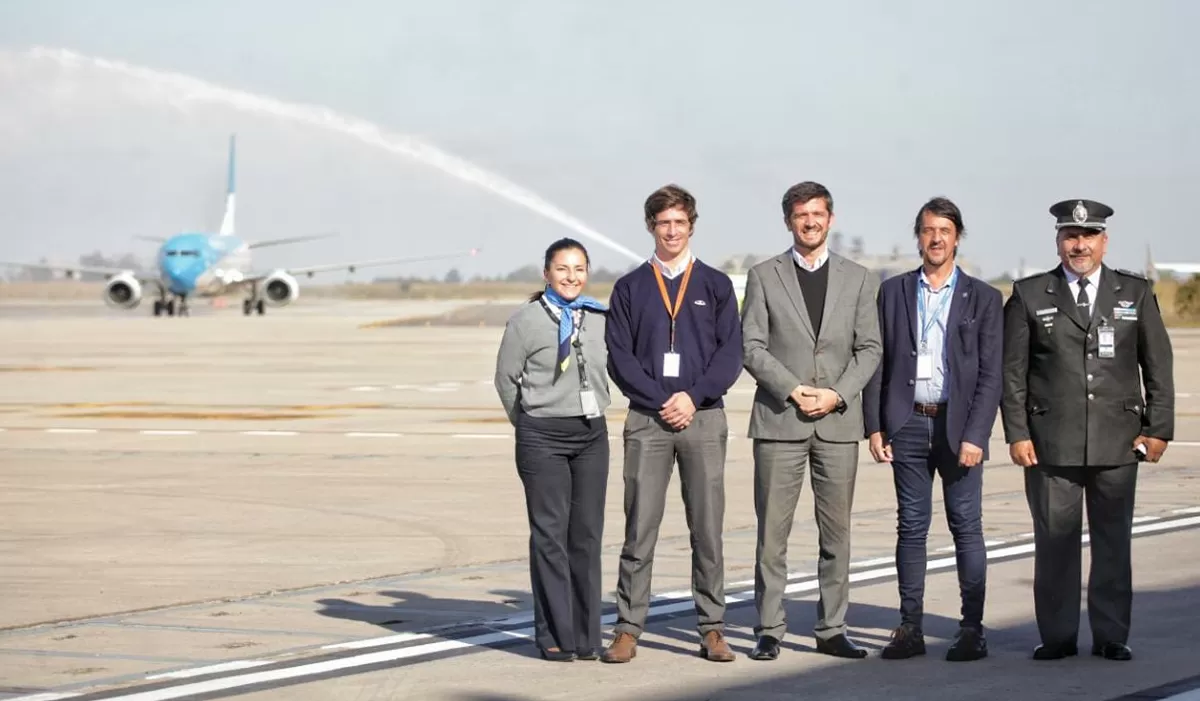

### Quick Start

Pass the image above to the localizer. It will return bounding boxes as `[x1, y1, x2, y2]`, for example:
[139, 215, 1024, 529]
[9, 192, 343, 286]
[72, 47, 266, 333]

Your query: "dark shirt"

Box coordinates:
[795, 259, 830, 334]
[605, 259, 744, 412]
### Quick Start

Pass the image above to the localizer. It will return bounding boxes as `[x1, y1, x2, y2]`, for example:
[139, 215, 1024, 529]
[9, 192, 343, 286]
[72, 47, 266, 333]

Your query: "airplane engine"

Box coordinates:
[103, 272, 143, 309]
[261, 270, 299, 307]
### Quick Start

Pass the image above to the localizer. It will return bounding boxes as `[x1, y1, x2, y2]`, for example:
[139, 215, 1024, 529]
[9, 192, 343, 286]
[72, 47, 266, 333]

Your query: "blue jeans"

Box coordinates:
[889, 411, 986, 630]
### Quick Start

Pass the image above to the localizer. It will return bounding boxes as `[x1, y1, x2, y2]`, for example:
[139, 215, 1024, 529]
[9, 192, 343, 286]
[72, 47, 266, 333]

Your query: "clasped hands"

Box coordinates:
[660, 391, 696, 430]
[790, 384, 840, 419]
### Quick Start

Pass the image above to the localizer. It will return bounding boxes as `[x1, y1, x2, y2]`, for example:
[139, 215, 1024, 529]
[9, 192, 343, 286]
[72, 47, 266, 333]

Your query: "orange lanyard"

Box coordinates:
[651, 258, 694, 351]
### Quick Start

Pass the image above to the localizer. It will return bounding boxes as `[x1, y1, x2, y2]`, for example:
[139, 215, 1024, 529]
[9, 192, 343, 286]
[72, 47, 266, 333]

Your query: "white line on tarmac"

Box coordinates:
[144, 660, 272, 680]
[7, 693, 81, 701]
[29, 513, 1199, 701]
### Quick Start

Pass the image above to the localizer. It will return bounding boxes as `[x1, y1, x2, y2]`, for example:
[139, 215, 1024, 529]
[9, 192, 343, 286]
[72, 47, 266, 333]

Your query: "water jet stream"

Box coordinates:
[16, 47, 646, 266]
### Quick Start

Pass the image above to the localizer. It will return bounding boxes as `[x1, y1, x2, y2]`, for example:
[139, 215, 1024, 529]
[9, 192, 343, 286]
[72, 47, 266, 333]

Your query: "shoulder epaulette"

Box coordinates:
[1115, 268, 1149, 281]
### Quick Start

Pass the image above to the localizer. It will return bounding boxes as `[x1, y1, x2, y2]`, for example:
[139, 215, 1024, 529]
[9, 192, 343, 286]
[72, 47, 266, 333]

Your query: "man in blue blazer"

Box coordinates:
[862, 197, 1003, 663]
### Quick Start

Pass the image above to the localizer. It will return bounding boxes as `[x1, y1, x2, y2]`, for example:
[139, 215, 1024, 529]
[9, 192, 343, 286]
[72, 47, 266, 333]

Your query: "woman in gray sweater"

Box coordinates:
[494, 237, 612, 662]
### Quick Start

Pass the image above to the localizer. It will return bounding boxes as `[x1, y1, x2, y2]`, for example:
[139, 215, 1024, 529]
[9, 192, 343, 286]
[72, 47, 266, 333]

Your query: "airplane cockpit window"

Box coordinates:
[166, 251, 179, 256]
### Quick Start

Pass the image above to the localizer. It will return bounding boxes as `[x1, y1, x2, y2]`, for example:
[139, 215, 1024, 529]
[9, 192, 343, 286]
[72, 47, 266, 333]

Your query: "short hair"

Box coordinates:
[644, 184, 698, 228]
[781, 181, 833, 218]
[912, 196, 966, 237]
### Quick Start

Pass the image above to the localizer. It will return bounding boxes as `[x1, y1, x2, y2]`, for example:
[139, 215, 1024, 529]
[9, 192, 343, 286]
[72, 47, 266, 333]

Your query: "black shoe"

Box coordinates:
[538, 646, 575, 662]
[1032, 641, 1078, 660]
[816, 634, 868, 659]
[575, 648, 599, 661]
[880, 624, 926, 660]
[1092, 642, 1133, 661]
[946, 626, 988, 662]
[749, 635, 781, 661]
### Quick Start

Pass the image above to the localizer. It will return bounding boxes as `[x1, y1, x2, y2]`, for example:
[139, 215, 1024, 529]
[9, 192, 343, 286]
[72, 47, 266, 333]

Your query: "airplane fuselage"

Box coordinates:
[157, 233, 251, 298]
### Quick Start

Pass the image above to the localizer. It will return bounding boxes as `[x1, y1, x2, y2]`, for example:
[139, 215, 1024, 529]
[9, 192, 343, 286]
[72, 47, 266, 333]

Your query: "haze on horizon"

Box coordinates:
[0, 0, 1197, 282]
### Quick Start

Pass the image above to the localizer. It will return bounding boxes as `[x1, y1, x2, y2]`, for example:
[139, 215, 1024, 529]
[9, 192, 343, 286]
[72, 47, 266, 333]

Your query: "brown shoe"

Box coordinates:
[699, 630, 736, 662]
[600, 632, 638, 663]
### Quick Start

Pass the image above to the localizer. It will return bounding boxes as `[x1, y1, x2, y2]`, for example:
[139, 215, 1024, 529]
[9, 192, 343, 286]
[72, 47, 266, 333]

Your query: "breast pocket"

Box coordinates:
[957, 319, 978, 355]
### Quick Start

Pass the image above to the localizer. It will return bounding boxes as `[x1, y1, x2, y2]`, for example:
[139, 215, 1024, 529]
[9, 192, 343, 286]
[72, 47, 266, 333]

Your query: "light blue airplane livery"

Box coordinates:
[2, 135, 479, 317]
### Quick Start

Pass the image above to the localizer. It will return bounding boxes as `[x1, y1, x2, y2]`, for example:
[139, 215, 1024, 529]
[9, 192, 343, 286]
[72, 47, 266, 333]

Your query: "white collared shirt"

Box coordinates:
[651, 250, 695, 280]
[1062, 265, 1102, 318]
[792, 246, 829, 272]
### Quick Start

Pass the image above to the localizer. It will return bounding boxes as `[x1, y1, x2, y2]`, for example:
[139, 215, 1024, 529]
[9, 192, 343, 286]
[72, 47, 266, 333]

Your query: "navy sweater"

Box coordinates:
[605, 259, 744, 412]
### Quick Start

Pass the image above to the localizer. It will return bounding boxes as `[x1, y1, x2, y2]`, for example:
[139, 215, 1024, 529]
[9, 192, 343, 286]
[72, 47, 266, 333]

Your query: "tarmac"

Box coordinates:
[1, 296, 1199, 701]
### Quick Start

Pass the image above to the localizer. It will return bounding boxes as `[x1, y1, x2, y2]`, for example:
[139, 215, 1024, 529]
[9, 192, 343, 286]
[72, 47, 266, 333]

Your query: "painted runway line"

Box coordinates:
[15, 512, 1200, 701]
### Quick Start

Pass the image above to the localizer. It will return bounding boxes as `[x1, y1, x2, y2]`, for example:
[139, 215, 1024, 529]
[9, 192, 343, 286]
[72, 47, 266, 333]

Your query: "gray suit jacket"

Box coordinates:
[741, 249, 883, 442]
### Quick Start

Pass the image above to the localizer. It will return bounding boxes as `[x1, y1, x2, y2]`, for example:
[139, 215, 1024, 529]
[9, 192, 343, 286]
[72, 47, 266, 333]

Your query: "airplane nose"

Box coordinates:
[162, 257, 201, 293]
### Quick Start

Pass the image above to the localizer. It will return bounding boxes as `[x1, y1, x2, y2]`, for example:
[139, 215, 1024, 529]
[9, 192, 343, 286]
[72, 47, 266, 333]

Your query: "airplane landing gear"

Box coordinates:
[242, 298, 265, 316]
[152, 296, 187, 317]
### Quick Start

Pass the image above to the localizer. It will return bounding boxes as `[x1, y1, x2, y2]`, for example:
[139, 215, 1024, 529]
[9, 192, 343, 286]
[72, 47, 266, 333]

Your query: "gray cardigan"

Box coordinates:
[494, 298, 611, 425]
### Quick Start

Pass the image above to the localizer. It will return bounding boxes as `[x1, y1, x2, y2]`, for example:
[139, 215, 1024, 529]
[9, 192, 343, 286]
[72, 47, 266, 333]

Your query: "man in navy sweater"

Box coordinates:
[601, 184, 744, 664]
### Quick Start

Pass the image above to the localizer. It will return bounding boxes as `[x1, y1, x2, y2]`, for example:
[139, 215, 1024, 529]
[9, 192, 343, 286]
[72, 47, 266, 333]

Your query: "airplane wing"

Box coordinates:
[0, 260, 152, 280]
[246, 233, 338, 250]
[241, 248, 481, 281]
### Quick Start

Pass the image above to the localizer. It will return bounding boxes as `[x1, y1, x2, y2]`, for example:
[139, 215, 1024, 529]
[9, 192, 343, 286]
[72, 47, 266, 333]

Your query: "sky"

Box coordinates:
[0, 0, 1197, 281]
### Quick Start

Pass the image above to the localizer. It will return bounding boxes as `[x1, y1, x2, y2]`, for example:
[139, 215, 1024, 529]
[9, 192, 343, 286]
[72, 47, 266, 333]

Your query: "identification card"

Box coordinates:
[663, 352, 681, 378]
[916, 352, 933, 380]
[579, 389, 601, 418]
[1098, 326, 1115, 359]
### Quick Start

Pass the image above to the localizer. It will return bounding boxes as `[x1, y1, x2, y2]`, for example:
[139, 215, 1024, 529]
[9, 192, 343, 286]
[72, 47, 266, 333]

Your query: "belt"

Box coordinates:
[913, 402, 946, 417]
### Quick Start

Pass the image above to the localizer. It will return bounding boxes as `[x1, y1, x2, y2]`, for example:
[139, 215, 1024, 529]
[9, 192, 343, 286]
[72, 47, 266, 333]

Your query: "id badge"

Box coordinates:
[1098, 325, 1115, 359]
[916, 352, 933, 380]
[579, 389, 601, 418]
[663, 352, 681, 378]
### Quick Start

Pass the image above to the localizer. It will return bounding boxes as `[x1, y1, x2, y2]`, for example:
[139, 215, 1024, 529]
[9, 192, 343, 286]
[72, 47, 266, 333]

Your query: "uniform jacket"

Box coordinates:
[740, 249, 882, 442]
[863, 266, 1004, 459]
[1000, 264, 1174, 467]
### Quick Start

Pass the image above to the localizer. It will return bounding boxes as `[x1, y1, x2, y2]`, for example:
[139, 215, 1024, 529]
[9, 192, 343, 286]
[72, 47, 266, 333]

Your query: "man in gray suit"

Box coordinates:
[740, 181, 882, 661]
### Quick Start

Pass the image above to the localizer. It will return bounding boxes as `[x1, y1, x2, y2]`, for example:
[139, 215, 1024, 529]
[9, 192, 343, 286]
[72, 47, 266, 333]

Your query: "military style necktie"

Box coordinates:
[1076, 277, 1091, 323]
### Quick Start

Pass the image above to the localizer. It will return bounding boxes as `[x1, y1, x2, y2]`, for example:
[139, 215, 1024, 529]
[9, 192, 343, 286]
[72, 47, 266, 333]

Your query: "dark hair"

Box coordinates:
[781, 181, 833, 218]
[644, 184, 698, 228]
[528, 237, 591, 301]
[912, 196, 966, 237]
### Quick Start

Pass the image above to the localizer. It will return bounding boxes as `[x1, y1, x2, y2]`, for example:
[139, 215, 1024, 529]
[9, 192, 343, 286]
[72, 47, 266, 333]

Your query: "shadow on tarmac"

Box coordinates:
[443, 583, 1200, 701]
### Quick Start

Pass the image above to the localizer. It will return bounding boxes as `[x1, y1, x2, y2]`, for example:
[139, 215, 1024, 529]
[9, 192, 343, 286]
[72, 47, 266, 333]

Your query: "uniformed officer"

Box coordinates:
[1001, 199, 1174, 662]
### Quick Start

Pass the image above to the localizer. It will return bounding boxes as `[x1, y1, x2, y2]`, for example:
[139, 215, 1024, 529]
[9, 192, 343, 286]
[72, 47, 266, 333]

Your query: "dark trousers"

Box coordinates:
[514, 413, 610, 654]
[1024, 463, 1137, 647]
[889, 412, 986, 630]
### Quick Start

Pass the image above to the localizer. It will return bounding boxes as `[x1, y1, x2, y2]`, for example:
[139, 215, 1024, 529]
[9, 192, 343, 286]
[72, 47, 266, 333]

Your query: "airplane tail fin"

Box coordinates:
[218, 134, 236, 237]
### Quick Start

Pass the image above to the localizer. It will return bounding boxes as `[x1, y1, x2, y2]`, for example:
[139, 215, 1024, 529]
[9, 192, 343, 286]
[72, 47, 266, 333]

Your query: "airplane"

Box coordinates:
[1, 135, 479, 317]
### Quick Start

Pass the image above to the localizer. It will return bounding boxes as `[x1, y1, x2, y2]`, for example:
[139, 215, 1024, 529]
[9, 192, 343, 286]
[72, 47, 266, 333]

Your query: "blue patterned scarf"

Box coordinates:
[541, 286, 607, 374]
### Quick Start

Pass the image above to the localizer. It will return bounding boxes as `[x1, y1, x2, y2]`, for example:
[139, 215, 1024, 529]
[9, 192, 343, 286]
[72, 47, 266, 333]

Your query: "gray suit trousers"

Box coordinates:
[1024, 463, 1138, 647]
[613, 407, 729, 637]
[753, 436, 859, 641]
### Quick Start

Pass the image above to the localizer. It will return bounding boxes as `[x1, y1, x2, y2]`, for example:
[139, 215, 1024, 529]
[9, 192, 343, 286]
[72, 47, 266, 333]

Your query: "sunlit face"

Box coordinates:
[1056, 227, 1108, 277]
[544, 247, 589, 301]
[917, 212, 960, 267]
[648, 206, 693, 259]
[787, 198, 835, 252]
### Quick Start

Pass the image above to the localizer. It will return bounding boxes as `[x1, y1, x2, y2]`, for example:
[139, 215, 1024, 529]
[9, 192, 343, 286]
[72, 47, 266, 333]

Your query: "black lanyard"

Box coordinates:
[572, 313, 591, 391]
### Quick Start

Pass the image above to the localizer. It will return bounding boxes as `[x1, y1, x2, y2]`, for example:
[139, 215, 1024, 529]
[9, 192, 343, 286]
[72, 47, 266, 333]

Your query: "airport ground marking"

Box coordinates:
[15, 512, 1200, 701]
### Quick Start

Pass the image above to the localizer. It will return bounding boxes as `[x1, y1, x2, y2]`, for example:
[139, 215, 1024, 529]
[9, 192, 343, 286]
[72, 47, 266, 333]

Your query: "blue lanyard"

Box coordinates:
[917, 268, 957, 349]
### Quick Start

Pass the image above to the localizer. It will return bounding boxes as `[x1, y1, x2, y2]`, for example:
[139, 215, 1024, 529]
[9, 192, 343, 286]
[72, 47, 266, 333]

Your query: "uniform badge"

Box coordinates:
[1072, 201, 1088, 224]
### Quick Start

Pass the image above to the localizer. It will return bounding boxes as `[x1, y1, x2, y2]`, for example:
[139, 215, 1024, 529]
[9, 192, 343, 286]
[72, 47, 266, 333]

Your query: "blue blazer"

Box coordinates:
[862, 267, 1004, 459]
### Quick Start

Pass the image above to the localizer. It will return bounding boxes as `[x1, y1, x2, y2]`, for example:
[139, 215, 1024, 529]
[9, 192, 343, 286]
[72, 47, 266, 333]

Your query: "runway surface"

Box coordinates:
[2, 298, 1199, 700]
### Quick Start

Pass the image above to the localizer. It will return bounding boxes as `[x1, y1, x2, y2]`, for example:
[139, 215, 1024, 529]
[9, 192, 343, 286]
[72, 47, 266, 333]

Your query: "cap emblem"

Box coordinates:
[1072, 201, 1088, 224]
